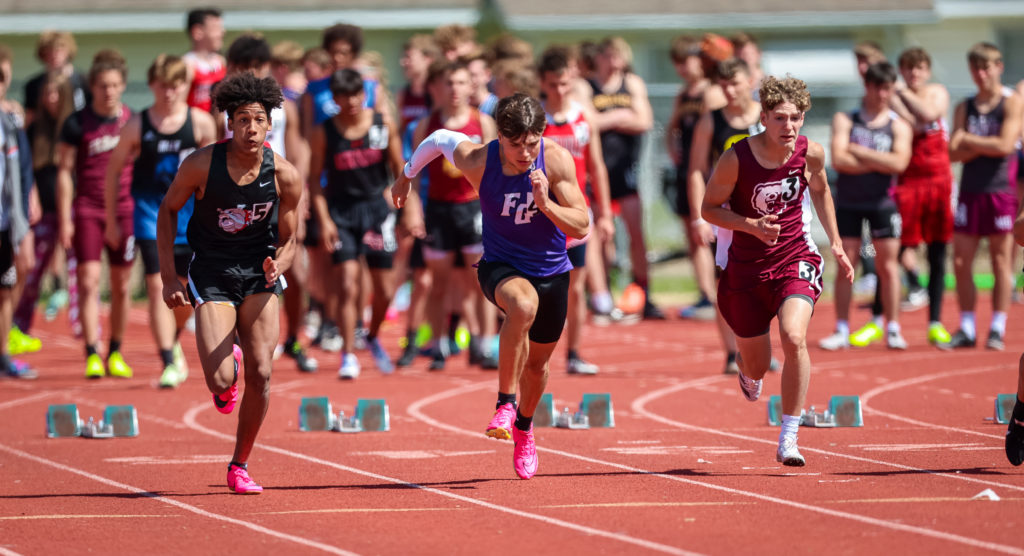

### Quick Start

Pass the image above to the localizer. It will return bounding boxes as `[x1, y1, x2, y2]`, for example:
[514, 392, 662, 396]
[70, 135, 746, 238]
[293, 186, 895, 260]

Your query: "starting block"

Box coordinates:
[581, 393, 615, 428]
[767, 395, 862, 427]
[534, 393, 555, 427]
[995, 394, 1017, 424]
[536, 392, 614, 428]
[46, 404, 138, 438]
[299, 397, 390, 433]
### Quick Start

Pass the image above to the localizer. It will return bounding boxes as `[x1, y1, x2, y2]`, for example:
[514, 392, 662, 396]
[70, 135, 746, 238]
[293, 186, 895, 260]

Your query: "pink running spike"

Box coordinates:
[213, 345, 242, 414]
[485, 403, 516, 440]
[512, 425, 538, 479]
[226, 465, 263, 494]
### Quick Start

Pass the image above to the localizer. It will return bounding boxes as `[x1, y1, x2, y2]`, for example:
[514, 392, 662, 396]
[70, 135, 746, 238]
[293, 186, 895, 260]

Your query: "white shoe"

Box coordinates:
[818, 331, 849, 351]
[737, 369, 762, 402]
[320, 332, 343, 353]
[338, 353, 361, 380]
[172, 342, 189, 384]
[901, 287, 928, 311]
[567, 357, 598, 375]
[886, 330, 908, 350]
[776, 437, 805, 466]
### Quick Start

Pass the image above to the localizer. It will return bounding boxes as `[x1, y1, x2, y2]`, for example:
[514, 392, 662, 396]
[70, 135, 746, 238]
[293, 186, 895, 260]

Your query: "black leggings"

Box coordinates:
[870, 242, 946, 322]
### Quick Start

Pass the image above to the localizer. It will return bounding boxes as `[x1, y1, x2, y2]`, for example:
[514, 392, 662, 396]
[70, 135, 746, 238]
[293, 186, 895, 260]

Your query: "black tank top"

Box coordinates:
[962, 94, 1015, 194]
[673, 89, 704, 173]
[131, 108, 197, 197]
[589, 77, 641, 173]
[323, 112, 390, 203]
[836, 109, 897, 208]
[710, 108, 763, 165]
[188, 142, 278, 261]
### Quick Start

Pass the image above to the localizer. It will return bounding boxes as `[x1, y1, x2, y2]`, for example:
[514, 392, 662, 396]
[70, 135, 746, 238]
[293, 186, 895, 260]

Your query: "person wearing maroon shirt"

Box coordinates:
[56, 49, 135, 380]
[702, 75, 853, 467]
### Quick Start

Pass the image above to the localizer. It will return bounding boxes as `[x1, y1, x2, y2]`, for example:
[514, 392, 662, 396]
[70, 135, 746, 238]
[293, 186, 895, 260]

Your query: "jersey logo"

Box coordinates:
[500, 192, 539, 224]
[723, 133, 749, 152]
[752, 176, 800, 216]
[217, 202, 274, 233]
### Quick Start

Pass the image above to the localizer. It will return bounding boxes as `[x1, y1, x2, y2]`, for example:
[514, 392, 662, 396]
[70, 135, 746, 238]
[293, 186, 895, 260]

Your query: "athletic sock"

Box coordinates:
[871, 315, 883, 327]
[991, 312, 1008, 336]
[592, 291, 613, 314]
[228, 461, 247, 470]
[285, 335, 297, 348]
[497, 392, 516, 409]
[514, 409, 533, 431]
[926, 242, 947, 323]
[836, 320, 850, 336]
[779, 414, 800, 444]
[906, 268, 921, 289]
[960, 312, 976, 339]
[86, 344, 98, 358]
[109, 339, 122, 355]
[567, 349, 580, 361]
[887, 321, 901, 335]
[159, 349, 174, 367]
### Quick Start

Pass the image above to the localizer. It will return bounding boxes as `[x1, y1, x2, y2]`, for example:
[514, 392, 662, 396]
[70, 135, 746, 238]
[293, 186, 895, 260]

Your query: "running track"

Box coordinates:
[2, 295, 1023, 555]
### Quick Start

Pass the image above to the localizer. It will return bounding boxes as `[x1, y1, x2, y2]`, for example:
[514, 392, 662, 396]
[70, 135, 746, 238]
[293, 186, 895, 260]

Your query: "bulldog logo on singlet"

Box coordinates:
[218, 202, 274, 233]
[752, 176, 800, 216]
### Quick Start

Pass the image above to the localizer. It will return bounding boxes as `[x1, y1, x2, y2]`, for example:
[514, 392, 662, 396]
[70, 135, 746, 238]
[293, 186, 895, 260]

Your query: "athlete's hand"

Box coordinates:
[391, 175, 412, 209]
[104, 219, 121, 251]
[690, 218, 715, 247]
[832, 243, 855, 283]
[163, 279, 188, 309]
[58, 218, 74, 250]
[530, 170, 549, 213]
[755, 214, 781, 246]
[320, 221, 340, 253]
[596, 214, 615, 240]
[263, 256, 281, 287]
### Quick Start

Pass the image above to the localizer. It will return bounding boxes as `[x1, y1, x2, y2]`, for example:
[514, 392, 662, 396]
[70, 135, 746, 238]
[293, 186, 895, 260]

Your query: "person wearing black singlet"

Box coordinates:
[158, 73, 303, 495]
[103, 54, 217, 389]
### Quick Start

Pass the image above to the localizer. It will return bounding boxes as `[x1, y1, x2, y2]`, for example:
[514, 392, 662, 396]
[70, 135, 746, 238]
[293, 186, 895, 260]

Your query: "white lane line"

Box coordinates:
[409, 379, 1024, 555]
[0, 443, 358, 556]
[0, 392, 60, 411]
[0, 547, 24, 556]
[182, 403, 697, 556]
[859, 365, 1006, 440]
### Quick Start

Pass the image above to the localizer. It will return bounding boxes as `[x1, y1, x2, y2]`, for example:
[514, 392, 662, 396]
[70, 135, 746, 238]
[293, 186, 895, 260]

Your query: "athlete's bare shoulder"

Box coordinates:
[805, 139, 826, 172]
[181, 142, 216, 170]
[272, 150, 301, 184]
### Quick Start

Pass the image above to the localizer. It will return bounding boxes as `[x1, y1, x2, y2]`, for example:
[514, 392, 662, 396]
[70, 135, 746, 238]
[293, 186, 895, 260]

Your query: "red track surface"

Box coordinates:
[2, 295, 1024, 555]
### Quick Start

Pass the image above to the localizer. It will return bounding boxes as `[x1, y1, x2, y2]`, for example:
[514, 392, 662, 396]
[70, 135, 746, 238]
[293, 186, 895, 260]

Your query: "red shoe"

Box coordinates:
[213, 345, 242, 414]
[226, 464, 263, 494]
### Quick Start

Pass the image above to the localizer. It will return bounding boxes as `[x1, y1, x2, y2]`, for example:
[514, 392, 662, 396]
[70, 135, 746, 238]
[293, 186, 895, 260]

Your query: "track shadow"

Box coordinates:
[835, 467, 1008, 478]
[0, 491, 173, 500]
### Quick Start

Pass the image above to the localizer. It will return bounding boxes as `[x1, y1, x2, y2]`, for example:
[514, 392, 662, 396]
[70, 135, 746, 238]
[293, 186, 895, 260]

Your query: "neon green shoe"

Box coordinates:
[849, 322, 883, 347]
[107, 351, 133, 378]
[172, 342, 189, 383]
[9, 326, 41, 355]
[85, 353, 105, 379]
[158, 363, 180, 388]
[928, 323, 952, 346]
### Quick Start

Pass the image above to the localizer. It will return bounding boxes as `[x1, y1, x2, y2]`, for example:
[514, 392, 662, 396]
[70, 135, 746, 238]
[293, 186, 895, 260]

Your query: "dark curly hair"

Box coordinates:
[214, 72, 284, 120]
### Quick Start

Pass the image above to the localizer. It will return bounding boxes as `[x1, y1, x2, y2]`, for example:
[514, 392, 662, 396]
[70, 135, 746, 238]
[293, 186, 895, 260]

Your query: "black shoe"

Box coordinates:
[642, 301, 666, 320]
[429, 346, 446, 371]
[1006, 400, 1024, 466]
[396, 342, 417, 368]
[477, 354, 499, 370]
[284, 341, 318, 372]
[947, 329, 976, 349]
[986, 330, 1005, 351]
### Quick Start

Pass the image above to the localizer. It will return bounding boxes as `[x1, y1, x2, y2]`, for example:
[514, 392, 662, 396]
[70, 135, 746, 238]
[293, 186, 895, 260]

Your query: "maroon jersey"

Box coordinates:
[722, 135, 822, 283]
[425, 109, 483, 203]
[60, 104, 134, 218]
[399, 85, 431, 131]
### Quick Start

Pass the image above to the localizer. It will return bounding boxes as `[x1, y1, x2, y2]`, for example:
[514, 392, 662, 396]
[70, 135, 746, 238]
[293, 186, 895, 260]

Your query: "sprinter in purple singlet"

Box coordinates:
[702, 76, 853, 467]
[392, 93, 589, 480]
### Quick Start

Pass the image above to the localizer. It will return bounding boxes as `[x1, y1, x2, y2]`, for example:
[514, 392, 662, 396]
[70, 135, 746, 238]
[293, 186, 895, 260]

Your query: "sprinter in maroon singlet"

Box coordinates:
[702, 76, 853, 467]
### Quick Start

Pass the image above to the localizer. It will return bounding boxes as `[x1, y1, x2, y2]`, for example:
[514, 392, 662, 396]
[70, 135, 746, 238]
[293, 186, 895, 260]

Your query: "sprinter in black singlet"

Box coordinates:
[157, 72, 303, 495]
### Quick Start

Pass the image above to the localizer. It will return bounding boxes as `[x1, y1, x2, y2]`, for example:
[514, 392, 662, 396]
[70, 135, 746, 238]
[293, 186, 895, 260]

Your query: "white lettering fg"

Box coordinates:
[500, 192, 539, 224]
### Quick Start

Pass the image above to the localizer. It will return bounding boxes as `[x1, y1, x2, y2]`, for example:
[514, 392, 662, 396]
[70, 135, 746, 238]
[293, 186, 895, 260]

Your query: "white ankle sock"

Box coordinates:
[779, 414, 800, 443]
[836, 320, 849, 336]
[991, 312, 1008, 335]
[887, 321, 901, 335]
[592, 291, 613, 314]
[960, 312, 976, 338]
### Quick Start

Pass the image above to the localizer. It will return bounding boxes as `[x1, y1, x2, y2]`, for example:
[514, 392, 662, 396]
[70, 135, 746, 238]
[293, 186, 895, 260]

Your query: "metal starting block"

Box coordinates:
[767, 395, 862, 427]
[299, 397, 390, 433]
[536, 392, 613, 429]
[580, 393, 615, 428]
[555, 407, 590, 429]
[995, 394, 1017, 424]
[535, 393, 555, 427]
[46, 404, 138, 438]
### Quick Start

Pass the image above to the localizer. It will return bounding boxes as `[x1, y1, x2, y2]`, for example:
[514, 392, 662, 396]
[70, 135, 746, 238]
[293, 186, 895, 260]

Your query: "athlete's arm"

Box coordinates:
[894, 82, 949, 126]
[849, 117, 912, 174]
[55, 142, 76, 250]
[829, 111, 868, 175]
[391, 127, 486, 208]
[806, 140, 854, 284]
[535, 141, 590, 239]
[104, 114, 140, 249]
[384, 119, 424, 238]
[300, 91, 315, 142]
[584, 111, 614, 239]
[157, 148, 208, 308]
[686, 110, 715, 245]
[282, 99, 309, 178]
[701, 148, 778, 246]
[665, 93, 683, 165]
[959, 94, 1023, 157]
[268, 155, 303, 284]
[948, 101, 978, 163]
[191, 108, 218, 147]
[305, 125, 336, 252]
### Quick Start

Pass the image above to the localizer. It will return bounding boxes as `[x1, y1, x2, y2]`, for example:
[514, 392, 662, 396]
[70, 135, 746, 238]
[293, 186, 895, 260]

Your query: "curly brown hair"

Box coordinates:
[214, 72, 284, 119]
[759, 75, 811, 113]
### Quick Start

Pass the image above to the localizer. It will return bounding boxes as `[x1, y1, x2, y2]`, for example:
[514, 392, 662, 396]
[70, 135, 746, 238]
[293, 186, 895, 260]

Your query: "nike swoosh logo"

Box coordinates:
[788, 169, 801, 175]
[259, 181, 271, 187]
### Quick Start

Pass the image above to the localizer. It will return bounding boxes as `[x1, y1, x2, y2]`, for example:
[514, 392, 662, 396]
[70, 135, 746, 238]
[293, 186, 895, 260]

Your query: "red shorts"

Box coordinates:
[718, 256, 822, 338]
[894, 178, 953, 246]
[74, 214, 135, 266]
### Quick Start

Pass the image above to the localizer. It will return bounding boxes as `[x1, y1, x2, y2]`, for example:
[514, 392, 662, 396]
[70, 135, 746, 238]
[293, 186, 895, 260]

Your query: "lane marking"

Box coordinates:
[0, 547, 25, 556]
[0, 514, 174, 520]
[859, 366, 1006, 440]
[0, 443, 359, 556]
[182, 402, 698, 556]
[104, 455, 230, 465]
[828, 497, 1024, 504]
[256, 508, 464, 515]
[541, 502, 751, 509]
[0, 392, 59, 411]
[347, 450, 495, 459]
[410, 379, 1024, 554]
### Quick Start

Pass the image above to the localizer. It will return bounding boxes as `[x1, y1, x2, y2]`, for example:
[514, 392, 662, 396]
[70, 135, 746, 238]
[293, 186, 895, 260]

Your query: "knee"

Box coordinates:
[244, 362, 272, 394]
[504, 296, 538, 326]
[780, 329, 807, 352]
[523, 361, 548, 381]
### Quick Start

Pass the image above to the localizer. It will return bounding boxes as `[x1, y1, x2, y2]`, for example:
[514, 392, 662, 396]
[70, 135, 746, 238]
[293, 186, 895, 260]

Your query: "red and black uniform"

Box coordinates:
[184, 52, 226, 113]
[895, 117, 953, 246]
[423, 109, 484, 253]
[718, 136, 824, 338]
[543, 101, 591, 266]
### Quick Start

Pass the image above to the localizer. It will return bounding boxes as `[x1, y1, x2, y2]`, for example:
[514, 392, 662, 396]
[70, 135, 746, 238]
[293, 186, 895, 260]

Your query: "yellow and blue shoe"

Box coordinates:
[849, 322, 883, 347]
[107, 351, 133, 378]
[85, 353, 105, 379]
[9, 326, 41, 355]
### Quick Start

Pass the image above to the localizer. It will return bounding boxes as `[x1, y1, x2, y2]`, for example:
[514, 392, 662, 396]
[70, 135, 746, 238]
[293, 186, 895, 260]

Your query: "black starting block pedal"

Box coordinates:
[767, 395, 862, 427]
[46, 404, 139, 438]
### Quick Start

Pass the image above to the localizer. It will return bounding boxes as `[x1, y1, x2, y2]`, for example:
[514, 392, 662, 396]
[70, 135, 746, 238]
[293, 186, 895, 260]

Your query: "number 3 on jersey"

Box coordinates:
[797, 260, 817, 283]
